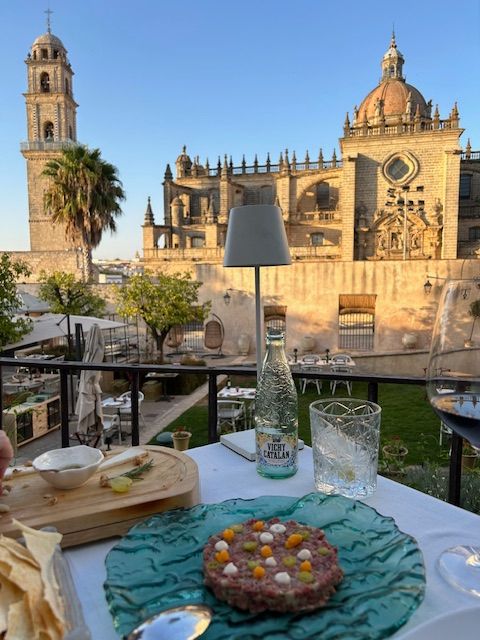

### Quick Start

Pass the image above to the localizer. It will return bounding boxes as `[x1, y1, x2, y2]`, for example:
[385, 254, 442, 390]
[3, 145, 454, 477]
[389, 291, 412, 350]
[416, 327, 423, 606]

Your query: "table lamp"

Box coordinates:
[223, 204, 291, 379]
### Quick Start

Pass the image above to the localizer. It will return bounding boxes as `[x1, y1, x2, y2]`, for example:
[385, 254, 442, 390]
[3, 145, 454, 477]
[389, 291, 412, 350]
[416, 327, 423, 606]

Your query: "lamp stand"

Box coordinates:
[255, 266, 262, 381]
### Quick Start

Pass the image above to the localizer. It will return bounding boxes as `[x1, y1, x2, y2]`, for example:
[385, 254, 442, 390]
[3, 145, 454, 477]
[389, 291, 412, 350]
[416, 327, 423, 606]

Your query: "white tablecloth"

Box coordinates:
[65, 443, 480, 639]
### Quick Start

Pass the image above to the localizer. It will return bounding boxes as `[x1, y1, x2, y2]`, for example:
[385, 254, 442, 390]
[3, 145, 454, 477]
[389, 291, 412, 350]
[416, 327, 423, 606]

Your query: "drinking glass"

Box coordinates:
[310, 398, 381, 499]
[426, 278, 480, 597]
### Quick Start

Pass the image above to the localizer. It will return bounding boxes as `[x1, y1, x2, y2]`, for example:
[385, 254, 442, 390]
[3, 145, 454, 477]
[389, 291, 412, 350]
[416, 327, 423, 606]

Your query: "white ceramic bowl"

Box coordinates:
[33, 446, 104, 490]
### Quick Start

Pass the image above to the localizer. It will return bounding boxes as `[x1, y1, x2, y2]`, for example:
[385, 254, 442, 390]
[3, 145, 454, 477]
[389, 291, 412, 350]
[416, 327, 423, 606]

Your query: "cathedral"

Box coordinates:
[13, 24, 480, 358]
[143, 35, 479, 265]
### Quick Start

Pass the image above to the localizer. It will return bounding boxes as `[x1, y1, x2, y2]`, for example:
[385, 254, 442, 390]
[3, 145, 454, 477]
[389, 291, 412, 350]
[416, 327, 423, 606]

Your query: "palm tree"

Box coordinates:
[43, 145, 125, 281]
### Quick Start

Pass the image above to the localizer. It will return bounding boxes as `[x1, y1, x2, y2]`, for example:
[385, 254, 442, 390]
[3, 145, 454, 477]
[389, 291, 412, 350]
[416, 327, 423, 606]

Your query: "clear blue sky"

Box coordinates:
[0, 0, 479, 259]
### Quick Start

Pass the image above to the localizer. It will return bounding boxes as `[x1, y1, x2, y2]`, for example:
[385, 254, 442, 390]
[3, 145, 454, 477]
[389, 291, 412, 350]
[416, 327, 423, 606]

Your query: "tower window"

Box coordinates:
[40, 72, 50, 93]
[41, 48, 48, 60]
[44, 122, 54, 140]
[65, 78, 70, 95]
[53, 49, 59, 59]
[68, 125, 73, 139]
[460, 174, 472, 200]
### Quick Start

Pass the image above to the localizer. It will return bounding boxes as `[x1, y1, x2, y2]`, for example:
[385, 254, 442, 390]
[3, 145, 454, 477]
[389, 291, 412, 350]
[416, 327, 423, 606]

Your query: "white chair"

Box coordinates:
[117, 391, 147, 428]
[330, 365, 353, 395]
[102, 414, 122, 447]
[439, 421, 452, 446]
[331, 353, 355, 365]
[217, 400, 246, 433]
[300, 355, 322, 394]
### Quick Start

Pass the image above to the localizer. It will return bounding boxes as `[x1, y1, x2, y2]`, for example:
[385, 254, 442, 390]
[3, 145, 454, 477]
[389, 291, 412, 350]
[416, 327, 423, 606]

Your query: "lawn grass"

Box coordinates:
[153, 376, 445, 467]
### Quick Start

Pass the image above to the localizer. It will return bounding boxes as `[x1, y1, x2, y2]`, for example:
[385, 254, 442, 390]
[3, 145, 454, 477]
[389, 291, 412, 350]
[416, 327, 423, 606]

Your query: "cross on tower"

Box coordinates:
[45, 8, 53, 33]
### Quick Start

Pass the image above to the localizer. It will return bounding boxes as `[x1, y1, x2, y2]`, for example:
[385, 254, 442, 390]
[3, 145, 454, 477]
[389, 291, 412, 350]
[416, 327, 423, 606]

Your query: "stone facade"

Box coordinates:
[143, 36, 480, 265]
[19, 24, 83, 278]
[140, 35, 480, 357]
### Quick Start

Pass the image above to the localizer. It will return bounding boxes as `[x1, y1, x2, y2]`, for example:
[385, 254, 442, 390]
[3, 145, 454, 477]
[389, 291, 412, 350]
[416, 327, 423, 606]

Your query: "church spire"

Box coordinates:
[381, 32, 404, 81]
[143, 196, 155, 225]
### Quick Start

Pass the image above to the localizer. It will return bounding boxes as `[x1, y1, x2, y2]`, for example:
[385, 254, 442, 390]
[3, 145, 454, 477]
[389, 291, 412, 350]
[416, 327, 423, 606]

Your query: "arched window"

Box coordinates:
[44, 122, 54, 140]
[68, 125, 73, 139]
[310, 232, 324, 246]
[40, 72, 50, 93]
[389, 65, 395, 77]
[41, 48, 48, 60]
[65, 78, 70, 95]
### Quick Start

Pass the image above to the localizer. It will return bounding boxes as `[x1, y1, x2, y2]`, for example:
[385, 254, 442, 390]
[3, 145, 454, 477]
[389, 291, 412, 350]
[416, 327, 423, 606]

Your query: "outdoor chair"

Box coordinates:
[116, 390, 147, 428]
[166, 325, 184, 353]
[300, 355, 322, 394]
[330, 365, 353, 395]
[217, 400, 246, 433]
[439, 421, 452, 446]
[102, 414, 122, 448]
[203, 316, 225, 358]
[331, 353, 355, 365]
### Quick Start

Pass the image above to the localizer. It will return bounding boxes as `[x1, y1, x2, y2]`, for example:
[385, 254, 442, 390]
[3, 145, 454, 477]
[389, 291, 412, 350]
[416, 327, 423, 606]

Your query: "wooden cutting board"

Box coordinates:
[0, 445, 200, 548]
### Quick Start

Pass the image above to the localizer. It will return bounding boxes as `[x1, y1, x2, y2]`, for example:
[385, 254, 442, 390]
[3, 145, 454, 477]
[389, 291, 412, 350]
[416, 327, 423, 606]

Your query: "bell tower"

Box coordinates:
[21, 13, 79, 251]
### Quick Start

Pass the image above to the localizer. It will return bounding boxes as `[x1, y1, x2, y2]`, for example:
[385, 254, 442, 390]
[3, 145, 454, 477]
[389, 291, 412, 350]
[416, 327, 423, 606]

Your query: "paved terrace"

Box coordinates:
[14, 355, 249, 464]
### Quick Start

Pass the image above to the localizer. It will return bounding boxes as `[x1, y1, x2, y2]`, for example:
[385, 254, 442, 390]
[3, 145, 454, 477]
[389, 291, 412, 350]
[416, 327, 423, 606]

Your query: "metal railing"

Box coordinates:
[0, 357, 464, 507]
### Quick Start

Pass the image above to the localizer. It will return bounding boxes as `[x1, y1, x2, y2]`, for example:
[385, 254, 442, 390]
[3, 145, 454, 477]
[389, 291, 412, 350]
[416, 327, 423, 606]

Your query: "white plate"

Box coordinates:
[399, 606, 480, 639]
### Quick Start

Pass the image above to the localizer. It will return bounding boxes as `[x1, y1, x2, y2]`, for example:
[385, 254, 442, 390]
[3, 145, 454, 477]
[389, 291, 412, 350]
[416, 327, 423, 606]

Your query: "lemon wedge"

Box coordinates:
[109, 476, 133, 493]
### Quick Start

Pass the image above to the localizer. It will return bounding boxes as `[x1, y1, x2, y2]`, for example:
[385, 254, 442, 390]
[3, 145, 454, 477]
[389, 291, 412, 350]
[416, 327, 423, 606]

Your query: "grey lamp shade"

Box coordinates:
[223, 205, 292, 267]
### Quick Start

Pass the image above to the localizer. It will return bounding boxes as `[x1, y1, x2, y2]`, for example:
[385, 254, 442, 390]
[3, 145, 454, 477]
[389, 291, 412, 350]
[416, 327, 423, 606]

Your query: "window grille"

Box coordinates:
[338, 294, 376, 351]
[182, 319, 204, 353]
[264, 305, 287, 341]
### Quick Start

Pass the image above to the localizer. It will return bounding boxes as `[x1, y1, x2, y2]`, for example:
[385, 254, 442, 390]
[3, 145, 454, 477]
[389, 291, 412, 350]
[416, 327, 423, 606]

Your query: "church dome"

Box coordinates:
[32, 32, 65, 50]
[358, 79, 428, 123]
[352, 34, 431, 127]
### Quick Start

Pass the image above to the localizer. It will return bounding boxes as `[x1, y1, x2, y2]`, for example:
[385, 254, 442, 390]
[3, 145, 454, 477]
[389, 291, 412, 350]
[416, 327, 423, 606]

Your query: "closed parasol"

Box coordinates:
[75, 324, 105, 442]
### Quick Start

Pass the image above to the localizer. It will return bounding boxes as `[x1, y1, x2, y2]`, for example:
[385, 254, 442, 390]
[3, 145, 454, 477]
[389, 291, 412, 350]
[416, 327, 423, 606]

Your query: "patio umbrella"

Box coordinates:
[3, 314, 126, 351]
[75, 323, 105, 437]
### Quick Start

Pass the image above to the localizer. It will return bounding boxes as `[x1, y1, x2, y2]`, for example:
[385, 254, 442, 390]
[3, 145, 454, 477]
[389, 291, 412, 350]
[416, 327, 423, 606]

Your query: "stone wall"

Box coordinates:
[2, 250, 82, 282]
[143, 257, 480, 375]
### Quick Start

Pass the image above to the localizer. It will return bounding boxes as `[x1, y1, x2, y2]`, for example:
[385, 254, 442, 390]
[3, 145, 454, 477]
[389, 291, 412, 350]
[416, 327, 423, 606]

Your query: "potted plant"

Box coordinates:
[381, 436, 409, 475]
[462, 441, 479, 471]
[172, 427, 192, 451]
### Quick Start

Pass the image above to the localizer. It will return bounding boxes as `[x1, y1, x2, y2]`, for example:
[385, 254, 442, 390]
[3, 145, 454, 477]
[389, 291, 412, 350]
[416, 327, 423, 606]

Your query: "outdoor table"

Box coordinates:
[65, 443, 480, 639]
[218, 386, 256, 400]
[145, 371, 179, 401]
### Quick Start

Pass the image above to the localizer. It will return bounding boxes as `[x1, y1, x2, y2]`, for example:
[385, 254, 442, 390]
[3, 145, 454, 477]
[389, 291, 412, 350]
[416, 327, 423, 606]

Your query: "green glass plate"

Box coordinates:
[104, 493, 425, 639]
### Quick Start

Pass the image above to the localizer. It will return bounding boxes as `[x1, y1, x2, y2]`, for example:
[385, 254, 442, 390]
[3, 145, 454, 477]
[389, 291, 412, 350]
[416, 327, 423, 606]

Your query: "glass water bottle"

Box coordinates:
[255, 329, 298, 478]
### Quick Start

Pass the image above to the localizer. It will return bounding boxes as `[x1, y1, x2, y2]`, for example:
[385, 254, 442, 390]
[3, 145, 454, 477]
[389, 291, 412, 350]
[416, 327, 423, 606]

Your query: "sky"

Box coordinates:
[0, 0, 479, 260]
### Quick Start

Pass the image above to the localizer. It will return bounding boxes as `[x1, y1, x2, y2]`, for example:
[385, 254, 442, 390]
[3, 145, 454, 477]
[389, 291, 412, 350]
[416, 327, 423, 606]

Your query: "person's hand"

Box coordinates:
[0, 430, 14, 491]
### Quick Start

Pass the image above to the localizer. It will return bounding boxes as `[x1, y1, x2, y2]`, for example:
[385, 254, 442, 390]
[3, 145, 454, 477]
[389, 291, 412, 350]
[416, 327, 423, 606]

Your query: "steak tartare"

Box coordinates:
[203, 517, 343, 613]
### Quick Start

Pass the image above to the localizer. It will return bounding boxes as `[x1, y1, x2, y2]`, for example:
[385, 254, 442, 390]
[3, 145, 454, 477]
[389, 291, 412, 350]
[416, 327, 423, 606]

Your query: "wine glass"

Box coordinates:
[426, 278, 480, 597]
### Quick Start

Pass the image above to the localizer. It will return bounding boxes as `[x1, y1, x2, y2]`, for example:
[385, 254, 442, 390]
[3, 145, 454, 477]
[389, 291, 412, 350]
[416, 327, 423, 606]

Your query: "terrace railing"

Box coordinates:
[0, 357, 465, 507]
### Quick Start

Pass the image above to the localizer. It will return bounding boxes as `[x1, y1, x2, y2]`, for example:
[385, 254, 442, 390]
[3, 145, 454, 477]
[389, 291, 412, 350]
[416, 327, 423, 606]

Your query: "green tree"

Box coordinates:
[115, 272, 210, 361]
[0, 254, 32, 349]
[42, 145, 125, 281]
[38, 271, 106, 317]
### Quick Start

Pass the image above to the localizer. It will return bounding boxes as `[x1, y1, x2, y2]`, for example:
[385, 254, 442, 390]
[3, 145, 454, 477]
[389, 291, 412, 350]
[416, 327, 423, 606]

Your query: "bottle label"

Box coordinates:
[256, 433, 297, 468]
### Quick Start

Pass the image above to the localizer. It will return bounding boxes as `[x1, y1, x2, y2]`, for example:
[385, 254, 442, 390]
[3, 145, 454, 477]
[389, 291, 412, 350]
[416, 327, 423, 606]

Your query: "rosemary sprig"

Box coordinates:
[110, 459, 154, 481]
